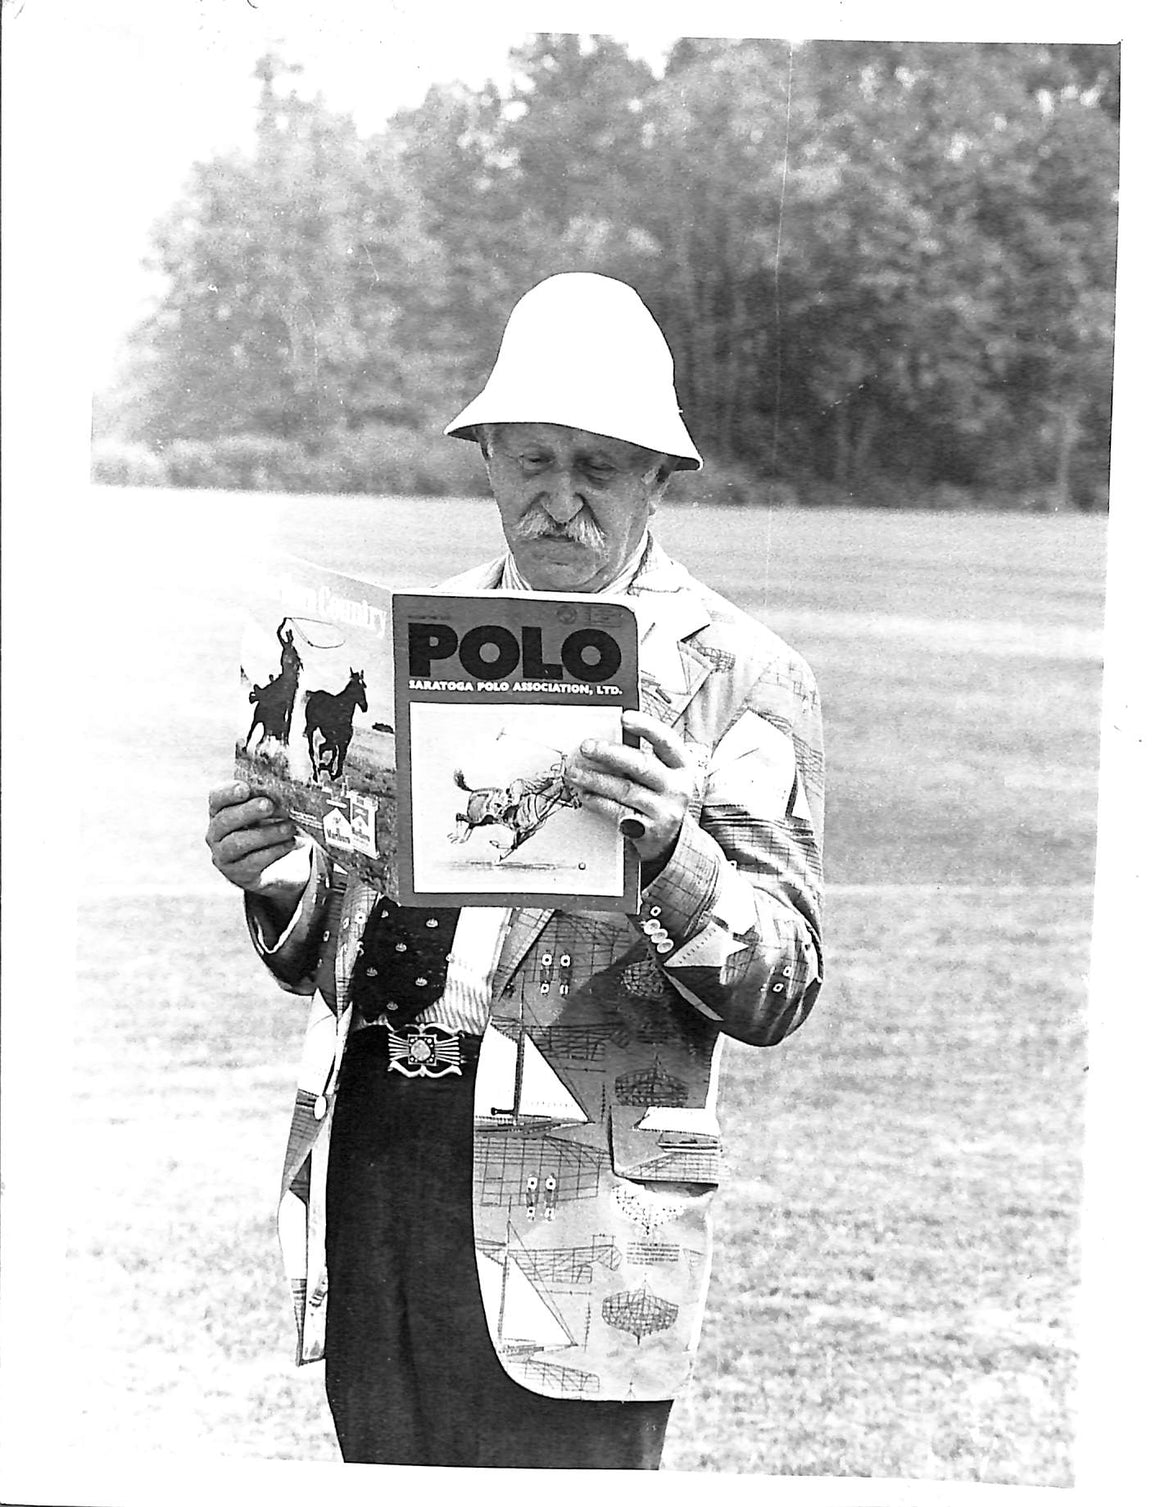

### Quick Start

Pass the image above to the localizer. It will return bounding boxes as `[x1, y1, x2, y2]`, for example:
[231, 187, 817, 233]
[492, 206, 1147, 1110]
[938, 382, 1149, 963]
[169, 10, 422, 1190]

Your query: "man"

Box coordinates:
[206, 273, 824, 1470]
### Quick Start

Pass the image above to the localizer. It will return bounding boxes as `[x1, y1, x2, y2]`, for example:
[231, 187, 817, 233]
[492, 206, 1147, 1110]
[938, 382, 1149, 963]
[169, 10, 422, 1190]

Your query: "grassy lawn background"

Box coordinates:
[57, 489, 1101, 1482]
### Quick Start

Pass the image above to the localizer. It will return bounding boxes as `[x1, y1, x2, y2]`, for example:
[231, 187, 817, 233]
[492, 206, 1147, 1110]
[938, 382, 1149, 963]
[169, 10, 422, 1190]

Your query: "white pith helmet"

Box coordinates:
[444, 272, 703, 471]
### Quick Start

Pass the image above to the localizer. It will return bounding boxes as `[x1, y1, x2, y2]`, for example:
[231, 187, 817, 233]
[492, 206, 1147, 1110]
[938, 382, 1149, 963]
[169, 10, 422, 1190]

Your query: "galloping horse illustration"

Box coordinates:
[449, 758, 581, 856]
[304, 668, 367, 780]
[243, 618, 302, 749]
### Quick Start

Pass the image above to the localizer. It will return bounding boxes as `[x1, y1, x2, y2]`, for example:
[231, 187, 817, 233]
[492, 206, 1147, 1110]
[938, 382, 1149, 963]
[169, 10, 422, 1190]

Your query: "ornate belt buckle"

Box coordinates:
[387, 1024, 463, 1078]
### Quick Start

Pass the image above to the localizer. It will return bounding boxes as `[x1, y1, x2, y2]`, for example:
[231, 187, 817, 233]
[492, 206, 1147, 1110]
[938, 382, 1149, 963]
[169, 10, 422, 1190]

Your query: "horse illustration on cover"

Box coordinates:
[304, 668, 368, 780]
[449, 751, 581, 857]
[239, 614, 372, 787]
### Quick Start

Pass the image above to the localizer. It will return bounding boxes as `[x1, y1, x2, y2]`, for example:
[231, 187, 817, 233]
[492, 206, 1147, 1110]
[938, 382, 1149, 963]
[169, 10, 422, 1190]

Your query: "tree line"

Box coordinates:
[96, 37, 1119, 510]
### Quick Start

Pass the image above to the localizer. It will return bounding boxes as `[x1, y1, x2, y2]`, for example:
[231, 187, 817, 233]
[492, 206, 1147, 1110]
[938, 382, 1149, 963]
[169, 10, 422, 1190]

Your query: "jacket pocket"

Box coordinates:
[608, 1104, 723, 1187]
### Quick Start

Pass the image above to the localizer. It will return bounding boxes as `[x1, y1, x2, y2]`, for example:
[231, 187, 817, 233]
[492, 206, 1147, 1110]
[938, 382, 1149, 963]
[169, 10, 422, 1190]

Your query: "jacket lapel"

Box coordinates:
[641, 634, 713, 727]
[632, 544, 713, 727]
[492, 907, 555, 1001]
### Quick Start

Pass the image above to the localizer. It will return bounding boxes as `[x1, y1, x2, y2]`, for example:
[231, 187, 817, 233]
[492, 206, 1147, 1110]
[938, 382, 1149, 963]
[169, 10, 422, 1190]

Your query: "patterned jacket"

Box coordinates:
[248, 539, 824, 1401]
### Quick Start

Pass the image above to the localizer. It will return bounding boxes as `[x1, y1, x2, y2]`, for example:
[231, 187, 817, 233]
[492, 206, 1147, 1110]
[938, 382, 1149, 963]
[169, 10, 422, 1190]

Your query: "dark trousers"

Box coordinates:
[324, 1031, 673, 1469]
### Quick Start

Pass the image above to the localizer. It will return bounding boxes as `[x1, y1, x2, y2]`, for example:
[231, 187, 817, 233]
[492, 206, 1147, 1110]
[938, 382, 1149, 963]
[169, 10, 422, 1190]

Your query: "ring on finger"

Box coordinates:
[618, 805, 646, 839]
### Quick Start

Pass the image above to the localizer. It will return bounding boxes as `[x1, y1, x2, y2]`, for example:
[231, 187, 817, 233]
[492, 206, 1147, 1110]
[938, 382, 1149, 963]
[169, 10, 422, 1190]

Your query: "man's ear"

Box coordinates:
[647, 472, 671, 514]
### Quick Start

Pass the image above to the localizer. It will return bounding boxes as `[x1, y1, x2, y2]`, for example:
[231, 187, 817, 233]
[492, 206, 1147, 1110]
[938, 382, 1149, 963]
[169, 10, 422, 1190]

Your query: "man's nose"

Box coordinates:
[538, 467, 585, 523]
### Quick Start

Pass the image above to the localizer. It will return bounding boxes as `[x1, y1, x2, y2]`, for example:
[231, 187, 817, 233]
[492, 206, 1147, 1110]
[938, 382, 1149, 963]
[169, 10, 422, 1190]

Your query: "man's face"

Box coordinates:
[483, 423, 667, 593]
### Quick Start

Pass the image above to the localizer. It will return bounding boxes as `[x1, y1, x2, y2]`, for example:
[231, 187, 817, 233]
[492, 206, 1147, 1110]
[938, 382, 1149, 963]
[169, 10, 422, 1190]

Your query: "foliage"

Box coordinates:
[90, 438, 169, 487]
[105, 40, 1119, 509]
[136, 425, 488, 496]
[124, 57, 452, 452]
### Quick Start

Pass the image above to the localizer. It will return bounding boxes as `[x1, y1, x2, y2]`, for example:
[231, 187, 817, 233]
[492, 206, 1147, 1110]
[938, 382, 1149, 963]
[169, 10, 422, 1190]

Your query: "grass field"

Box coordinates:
[58, 487, 1103, 1482]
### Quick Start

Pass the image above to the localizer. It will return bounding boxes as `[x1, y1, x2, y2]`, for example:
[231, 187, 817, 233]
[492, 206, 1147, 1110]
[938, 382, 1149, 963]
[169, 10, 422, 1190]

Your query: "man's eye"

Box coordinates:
[520, 454, 550, 468]
[585, 461, 615, 477]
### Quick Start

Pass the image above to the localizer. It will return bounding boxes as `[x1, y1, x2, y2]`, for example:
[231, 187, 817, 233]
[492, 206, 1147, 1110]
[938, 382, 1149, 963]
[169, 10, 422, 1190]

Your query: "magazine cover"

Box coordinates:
[235, 558, 398, 891]
[393, 591, 640, 911]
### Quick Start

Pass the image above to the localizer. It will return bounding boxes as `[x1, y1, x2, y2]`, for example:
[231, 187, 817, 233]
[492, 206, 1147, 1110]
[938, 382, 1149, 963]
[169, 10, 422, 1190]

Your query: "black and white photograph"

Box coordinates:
[1, 1, 1152, 1503]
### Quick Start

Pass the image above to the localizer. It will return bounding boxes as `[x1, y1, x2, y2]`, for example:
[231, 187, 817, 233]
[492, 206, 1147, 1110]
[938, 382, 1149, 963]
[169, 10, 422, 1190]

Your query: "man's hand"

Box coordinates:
[206, 782, 310, 927]
[566, 710, 696, 869]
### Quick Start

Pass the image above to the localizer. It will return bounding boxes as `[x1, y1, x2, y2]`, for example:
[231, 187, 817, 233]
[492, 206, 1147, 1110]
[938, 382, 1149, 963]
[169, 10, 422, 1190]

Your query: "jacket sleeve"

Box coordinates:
[244, 843, 337, 997]
[636, 655, 825, 1047]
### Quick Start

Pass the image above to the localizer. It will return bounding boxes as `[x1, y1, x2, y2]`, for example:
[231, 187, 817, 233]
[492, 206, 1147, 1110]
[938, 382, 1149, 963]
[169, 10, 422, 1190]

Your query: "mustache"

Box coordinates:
[514, 504, 605, 550]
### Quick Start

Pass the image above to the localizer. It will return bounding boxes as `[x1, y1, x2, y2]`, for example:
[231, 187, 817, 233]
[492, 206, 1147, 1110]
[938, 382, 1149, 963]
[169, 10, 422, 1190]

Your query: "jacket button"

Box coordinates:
[313, 1095, 328, 1120]
[657, 939, 673, 955]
